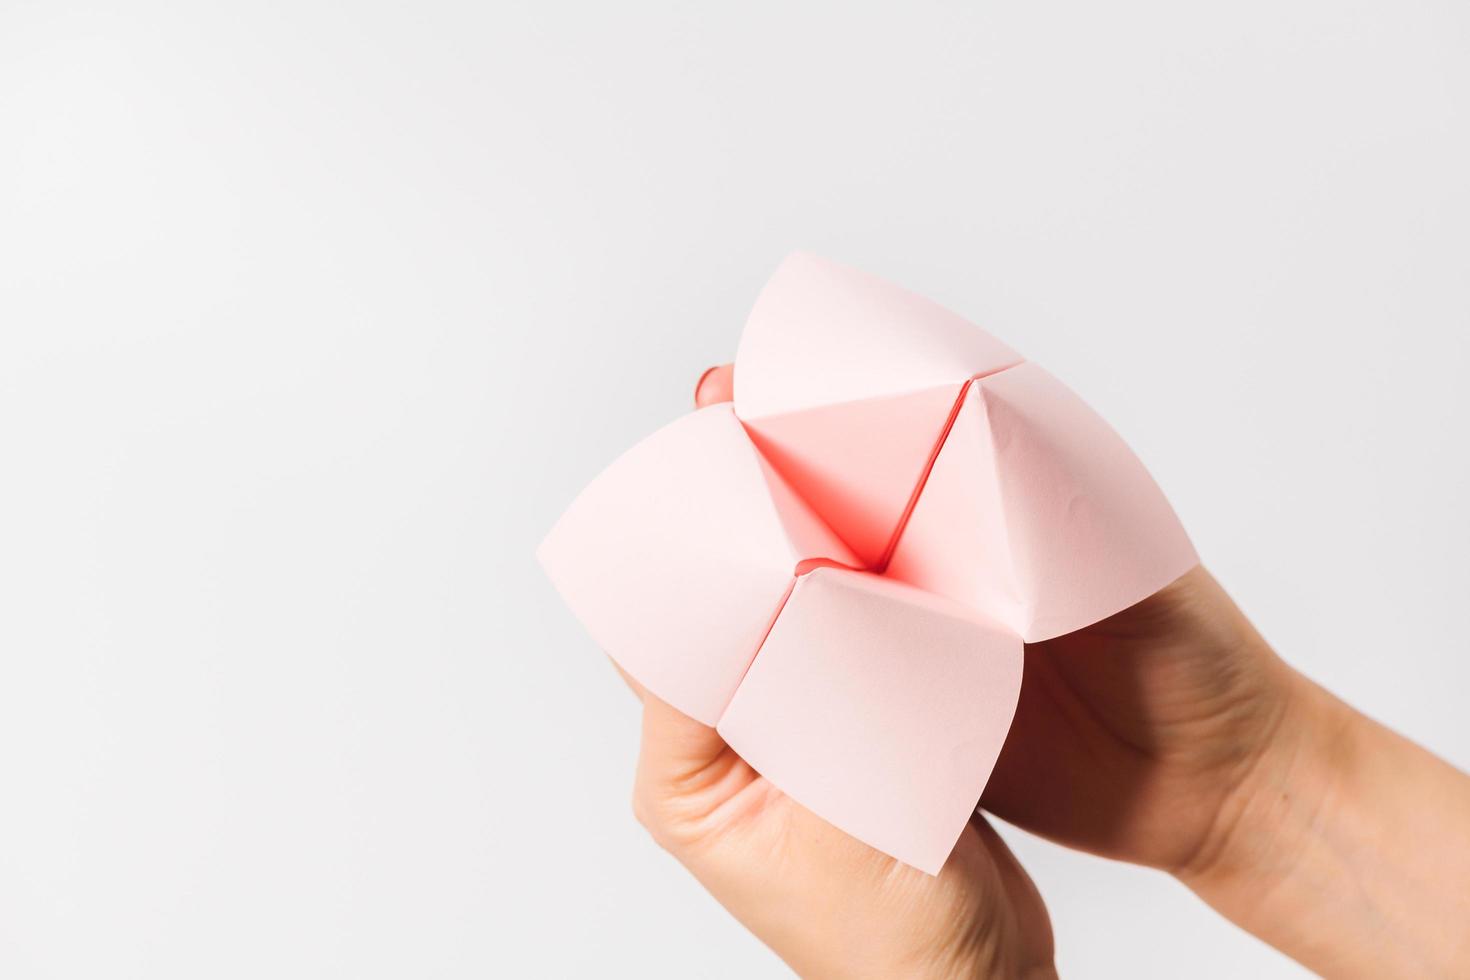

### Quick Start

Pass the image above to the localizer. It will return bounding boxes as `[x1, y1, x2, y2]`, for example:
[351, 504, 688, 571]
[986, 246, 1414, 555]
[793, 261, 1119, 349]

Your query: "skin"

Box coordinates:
[624, 671, 1055, 979]
[620, 365, 1470, 978]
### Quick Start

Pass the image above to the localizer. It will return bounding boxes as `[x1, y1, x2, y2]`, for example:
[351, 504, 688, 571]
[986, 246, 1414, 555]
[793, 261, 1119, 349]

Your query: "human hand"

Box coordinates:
[984, 541, 1470, 977]
[694, 362, 1470, 977]
[622, 671, 1055, 979]
[980, 564, 1297, 879]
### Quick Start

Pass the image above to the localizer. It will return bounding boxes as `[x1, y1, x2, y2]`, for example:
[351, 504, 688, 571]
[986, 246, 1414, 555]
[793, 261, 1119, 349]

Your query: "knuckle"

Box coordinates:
[630, 784, 687, 855]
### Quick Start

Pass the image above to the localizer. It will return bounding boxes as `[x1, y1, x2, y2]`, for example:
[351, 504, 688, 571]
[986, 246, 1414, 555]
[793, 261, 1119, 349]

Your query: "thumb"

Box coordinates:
[609, 657, 728, 780]
[636, 687, 731, 794]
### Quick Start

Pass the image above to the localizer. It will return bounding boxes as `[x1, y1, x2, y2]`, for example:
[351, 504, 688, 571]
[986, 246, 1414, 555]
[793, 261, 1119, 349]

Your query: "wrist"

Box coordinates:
[1171, 670, 1352, 960]
[1177, 669, 1470, 976]
[1174, 666, 1346, 886]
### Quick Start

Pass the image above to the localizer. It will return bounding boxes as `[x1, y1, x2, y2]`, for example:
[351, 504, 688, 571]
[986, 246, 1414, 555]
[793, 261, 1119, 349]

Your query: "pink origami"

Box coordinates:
[539, 253, 1197, 873]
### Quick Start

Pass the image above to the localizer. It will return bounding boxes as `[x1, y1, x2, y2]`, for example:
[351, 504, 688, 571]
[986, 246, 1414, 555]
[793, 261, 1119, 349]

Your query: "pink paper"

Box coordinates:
[540, 252, 1197, 871]
[537, 404, 855, 726]
[886, 363, 1196, 641]
[718, 567, 1022, 874]
[739, 383, 962, 568]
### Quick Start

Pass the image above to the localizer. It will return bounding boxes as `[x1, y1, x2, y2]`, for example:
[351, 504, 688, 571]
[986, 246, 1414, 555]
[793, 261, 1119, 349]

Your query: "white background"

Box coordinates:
[1, 1, 1466, 977]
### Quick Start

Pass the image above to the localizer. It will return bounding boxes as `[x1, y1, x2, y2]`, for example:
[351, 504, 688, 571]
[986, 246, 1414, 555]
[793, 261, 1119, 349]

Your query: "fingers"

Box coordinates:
[694, 363, 734, 407]
[966, 812, 1057, 970]
[632, 685, 745, 855]
[607, 655, 727, 777]
[623, 361, 740, 822]
[625, 362, 750, 847]
[637, 691, 730, 785]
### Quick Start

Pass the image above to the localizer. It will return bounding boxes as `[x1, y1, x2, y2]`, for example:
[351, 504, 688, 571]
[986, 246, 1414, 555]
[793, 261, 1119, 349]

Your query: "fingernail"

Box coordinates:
[694, 364, 735, 408]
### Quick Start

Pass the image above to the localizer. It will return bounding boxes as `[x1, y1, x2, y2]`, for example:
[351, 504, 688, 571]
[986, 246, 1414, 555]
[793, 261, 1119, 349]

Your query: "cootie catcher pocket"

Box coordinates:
[539, 253, 1197, 873]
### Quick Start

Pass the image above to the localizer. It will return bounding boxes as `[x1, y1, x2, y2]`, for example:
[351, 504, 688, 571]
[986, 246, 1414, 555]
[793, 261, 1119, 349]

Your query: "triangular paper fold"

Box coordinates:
[883, 381, 1024, 629]
[741, 383, 964, 568]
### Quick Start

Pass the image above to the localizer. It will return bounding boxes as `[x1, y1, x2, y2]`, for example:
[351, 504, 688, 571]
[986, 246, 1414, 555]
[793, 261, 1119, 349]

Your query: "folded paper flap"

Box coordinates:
[886, 367, 1197, 640]
[734, 252, 1023, 421]
[976, 364, 1197, 639]
[740, 382, 967, 569]
[883, 381, 1025, 629]
[716, 567, 1023, 874]
[537, 405, 850, 725]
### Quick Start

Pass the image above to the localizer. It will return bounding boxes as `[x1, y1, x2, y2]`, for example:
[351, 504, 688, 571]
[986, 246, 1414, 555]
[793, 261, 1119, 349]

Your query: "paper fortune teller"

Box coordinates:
[539, 253, 1198, 873]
